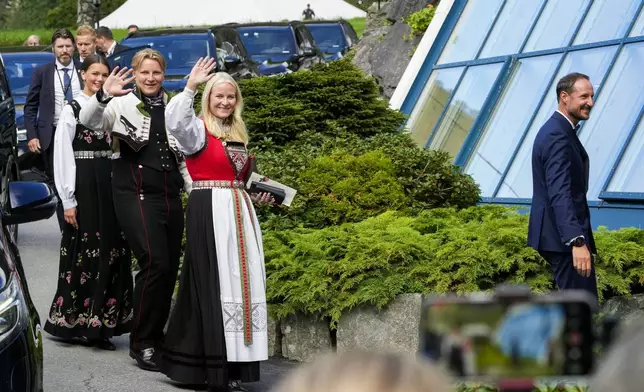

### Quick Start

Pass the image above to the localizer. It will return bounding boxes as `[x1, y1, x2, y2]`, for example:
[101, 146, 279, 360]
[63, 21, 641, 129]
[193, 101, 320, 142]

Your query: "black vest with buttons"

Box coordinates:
[119, 105, 176, 172]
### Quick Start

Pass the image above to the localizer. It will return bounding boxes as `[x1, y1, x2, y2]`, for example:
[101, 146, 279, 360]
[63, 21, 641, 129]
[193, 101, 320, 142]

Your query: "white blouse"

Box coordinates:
[53, 93, 90, 210]
[164, 88, 206, 156]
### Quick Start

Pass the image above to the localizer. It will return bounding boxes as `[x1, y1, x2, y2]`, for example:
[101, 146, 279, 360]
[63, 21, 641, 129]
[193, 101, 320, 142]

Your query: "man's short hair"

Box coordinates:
[556, 72, 590, 102]
[96, 26, 114, 40]
[51, 28, 75, 45]
[127, 24, 139, 30]
[76, 25, 96, 38]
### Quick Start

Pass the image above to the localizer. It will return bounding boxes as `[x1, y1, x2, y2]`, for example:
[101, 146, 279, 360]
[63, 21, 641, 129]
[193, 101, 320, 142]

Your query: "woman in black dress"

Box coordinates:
[44, 54, 133, 350]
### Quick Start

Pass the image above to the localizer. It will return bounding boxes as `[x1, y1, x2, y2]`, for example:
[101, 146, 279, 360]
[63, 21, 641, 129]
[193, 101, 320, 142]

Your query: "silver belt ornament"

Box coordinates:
[192, 180, 245, 189]
[73, 150, 112, 159]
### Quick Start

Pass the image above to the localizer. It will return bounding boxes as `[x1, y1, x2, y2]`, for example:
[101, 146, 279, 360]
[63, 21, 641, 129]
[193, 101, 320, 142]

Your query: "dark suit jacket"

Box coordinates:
[99, 43, 130, 58]
[527, 111, 596, 254]
[24, 60, 83, 151]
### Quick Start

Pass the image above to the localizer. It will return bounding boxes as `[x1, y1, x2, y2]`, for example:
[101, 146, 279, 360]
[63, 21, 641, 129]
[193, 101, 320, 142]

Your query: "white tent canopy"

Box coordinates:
[100, 0, 366, 29]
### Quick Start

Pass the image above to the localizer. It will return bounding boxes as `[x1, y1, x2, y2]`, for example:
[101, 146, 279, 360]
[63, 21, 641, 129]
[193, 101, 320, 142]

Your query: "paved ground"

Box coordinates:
[17, 216, 296, 392]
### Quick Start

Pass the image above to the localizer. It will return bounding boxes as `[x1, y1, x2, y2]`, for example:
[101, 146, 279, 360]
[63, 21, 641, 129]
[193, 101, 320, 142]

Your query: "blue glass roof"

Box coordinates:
[401, 0, 644, 229]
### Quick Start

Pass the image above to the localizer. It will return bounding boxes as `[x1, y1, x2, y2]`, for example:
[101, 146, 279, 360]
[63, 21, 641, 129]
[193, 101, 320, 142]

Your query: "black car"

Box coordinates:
[115, 27, 259, 91]
[305, 20, 360, 60]
[232, 21, 327, 75]
[0, 48, 59, 392]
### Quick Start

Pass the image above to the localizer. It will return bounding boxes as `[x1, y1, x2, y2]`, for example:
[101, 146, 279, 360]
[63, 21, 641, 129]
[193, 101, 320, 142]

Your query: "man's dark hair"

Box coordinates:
[51, 28, 75, 45]
[127, 24, 139, 30]
[556, 72, 590, 102]
[96, 26, 114, 40]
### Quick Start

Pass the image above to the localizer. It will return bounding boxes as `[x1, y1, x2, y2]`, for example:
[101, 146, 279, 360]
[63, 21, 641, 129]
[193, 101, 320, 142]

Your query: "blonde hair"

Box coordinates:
[272, 352, 452, 392]
[131, 48, 166, 73]
[201, 72, 249, 145]
[76, 25, 96, 38]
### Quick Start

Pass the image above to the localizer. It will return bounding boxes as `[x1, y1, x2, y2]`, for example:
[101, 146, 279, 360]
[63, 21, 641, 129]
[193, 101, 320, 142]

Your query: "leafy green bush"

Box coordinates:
[255, 131, 480, 231]
[264, 205, 644, 326]
[404, 5, 437, 35]
[196, 58, 406, 146]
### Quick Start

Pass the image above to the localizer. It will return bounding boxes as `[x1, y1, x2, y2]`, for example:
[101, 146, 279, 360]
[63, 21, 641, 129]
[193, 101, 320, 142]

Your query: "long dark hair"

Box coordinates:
[81, 54, 111, 73]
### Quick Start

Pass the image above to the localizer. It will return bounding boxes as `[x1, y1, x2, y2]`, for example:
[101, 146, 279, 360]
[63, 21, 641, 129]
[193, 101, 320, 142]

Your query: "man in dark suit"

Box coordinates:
[96, 26, 129, 57]
[528, 72, 597, 303]
[24, 28, 84, 230]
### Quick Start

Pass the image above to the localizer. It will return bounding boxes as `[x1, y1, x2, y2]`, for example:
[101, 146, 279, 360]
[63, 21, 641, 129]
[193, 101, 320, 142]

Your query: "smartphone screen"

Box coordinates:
[420, 299, 594, 379]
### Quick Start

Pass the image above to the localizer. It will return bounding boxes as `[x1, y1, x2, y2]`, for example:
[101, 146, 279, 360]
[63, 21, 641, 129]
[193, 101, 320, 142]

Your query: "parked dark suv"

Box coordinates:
[0, 48, 59, 392]
[232, 21, 326, 75]
[305, 20, 359, 60]
[115, 27, 258, 91]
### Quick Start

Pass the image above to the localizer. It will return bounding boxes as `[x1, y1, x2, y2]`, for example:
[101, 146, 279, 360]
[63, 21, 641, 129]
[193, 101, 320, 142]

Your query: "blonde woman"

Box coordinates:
[273, 352, 453, 392]
[156, 57, 272, 392]
[78, 49, 192, 372]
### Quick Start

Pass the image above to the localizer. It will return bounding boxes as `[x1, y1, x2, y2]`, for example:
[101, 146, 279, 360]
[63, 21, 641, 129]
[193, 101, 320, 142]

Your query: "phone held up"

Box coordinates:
[419, 284, 613, 390]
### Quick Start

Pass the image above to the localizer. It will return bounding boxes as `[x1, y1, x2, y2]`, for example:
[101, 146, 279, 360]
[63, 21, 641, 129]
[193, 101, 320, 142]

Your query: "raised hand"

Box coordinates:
[186, 57, 217, 91]
[103, 66, 135, 97]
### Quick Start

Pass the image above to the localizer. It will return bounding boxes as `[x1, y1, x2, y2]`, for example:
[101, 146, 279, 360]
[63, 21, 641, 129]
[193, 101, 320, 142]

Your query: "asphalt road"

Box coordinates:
[17, 216, 295, 392]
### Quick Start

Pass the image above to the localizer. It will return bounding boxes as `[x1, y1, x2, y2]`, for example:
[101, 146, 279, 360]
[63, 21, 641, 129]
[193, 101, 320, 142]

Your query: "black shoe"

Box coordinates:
[95, 339, 116, 351]
[228, 380, 248, 392]
[130, 348, 159, 372]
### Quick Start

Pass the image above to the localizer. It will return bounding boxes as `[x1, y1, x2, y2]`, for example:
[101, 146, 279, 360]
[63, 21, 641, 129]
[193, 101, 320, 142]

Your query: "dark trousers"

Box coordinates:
[111, 159, 184, 350]
[43, 140, 65, 230]
[539, 250, 599, 306]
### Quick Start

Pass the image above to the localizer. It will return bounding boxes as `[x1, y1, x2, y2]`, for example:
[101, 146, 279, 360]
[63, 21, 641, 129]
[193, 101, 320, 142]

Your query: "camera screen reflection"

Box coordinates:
[421, 303, 567, 378]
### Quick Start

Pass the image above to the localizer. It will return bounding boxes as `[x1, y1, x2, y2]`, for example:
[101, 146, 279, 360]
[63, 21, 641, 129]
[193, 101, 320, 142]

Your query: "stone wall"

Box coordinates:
[352, 0, 438, 99]
[336, 294, 422, 354]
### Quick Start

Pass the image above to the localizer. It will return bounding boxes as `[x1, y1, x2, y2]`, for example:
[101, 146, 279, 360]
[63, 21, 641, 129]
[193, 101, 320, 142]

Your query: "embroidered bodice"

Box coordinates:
[185, 133, 252, 182]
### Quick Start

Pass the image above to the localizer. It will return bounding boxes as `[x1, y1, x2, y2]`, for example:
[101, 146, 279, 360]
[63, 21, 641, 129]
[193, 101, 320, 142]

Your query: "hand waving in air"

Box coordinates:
[103, 66, 135, 97]
[186, 57, 217, 91]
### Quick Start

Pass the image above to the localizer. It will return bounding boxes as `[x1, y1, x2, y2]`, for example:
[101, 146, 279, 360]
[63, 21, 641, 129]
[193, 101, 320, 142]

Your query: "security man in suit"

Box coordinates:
[24, 28, 84, 230]
[96, 26, 130, 57]
[528, 72, 597, 303]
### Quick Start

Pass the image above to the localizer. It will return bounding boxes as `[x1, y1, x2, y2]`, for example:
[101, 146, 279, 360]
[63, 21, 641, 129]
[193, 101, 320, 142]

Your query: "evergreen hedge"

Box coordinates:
[264, 205, 644, 326]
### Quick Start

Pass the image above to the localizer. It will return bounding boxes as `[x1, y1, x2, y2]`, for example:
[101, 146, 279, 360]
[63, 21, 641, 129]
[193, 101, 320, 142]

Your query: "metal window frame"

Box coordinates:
[401, 0, 644, 205]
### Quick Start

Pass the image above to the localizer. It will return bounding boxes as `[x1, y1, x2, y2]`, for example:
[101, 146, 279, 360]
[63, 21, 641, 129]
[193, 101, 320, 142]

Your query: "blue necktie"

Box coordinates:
[63, 68, 73, 103]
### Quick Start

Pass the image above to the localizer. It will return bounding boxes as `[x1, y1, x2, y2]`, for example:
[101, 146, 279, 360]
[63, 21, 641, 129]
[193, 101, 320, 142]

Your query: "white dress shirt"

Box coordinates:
[106, 41, 117, 57]
[54, 93, 90, 210]
[53, 60, 82, 127]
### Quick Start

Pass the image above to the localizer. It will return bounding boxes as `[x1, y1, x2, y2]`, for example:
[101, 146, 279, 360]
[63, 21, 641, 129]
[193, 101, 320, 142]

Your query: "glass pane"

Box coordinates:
[523, 0, 589, 53]
[465, 54, 562, 197]
[407, 67, 464, 147]
[479, 0, 543, 58]
[497, 45, 618, 198]
[573, 0, 640, 45]
[607, 118, 644, 193]
[428, 62, 504, 159]
[579, 42, 644, 199]
[437, 0, 504, 64]
[629, 6, 644, 37]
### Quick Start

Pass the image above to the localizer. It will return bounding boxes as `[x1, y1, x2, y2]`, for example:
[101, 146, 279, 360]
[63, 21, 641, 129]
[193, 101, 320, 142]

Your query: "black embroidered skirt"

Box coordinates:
[44, 157, 133, 340]
[156, 189, 260, 390]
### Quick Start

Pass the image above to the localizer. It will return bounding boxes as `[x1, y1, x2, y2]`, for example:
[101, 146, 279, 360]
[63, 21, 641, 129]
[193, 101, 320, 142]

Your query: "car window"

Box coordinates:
[295, 27, 315, 50]
[2, 54, 52, 98]
[215, 31, 245, 64]
[306, 24, 348, 52]
[0, 71, 9, 101]
[237, 26, 297, 62]
[120, 36, 210, 71]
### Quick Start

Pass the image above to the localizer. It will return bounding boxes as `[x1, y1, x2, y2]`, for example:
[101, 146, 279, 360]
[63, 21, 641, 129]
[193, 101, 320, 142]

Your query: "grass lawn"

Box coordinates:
[0, 17, 366, 47]
[348, 17, 366, 37]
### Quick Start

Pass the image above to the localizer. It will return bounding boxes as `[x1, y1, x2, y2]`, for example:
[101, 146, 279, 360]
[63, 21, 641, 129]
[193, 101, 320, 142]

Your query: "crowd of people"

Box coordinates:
[24, 27, 272, 392]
